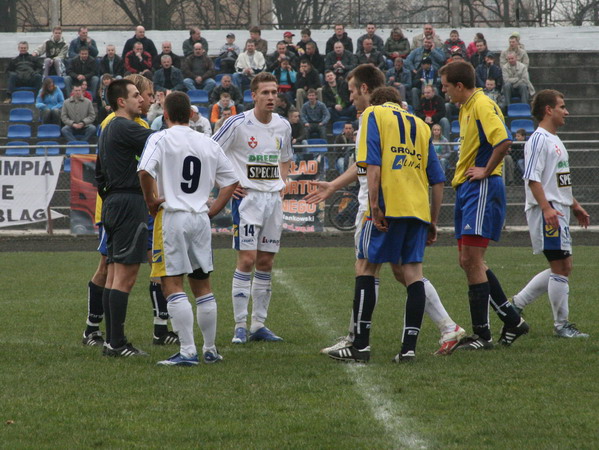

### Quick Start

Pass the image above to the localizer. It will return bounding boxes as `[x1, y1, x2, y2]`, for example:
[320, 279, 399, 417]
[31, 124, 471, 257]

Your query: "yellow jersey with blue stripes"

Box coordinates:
[452, 89, 512, 189]
[356, 102, 445, 223]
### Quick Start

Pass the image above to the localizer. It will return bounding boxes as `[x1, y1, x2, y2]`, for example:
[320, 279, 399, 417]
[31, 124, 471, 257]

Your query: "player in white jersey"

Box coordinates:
[510, 90, 590, 339]
[212, 72, 293, 344]
[138, 92, 239, 366]
[305, 65, 465, 360]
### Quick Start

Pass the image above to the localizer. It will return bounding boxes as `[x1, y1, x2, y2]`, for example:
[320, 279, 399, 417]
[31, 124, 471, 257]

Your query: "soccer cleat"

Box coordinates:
[157, 352, 199, 366]
[105, 343, 149, 357]
[434, 325, 467, 355]
[320, 335, 353, 354]
[392, 350, 416, 363]
[203, 349, 224, 364]
[231, 327, 248, 344]
[153, 331, 180, 345]
[102, 342, 110, 356]
[82, 330, 104, 346]
[554, 322, 589, 338]
[498, 318, 530, 346]
[249, 327, 283, 342]
[453, 334, 494, 351]
[328, 345, 370, 363]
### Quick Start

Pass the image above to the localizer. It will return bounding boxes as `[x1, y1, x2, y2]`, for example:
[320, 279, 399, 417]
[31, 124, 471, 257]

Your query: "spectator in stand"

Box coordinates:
[214, 107, 233, 133]
[233, 40, 266, 91]
[5, 41, 42, 103]
[356, 23, 384, 54]
[249, 26, 268, 55]
[442, 30, 467, 61]
[483, 78, 506, 110]
[182, 43, 216, 94]
[326, 24, 354, 54]
[297, 28, 319, 55]
[411, 56, 438, 109]
[32, 26, 68, 77]
[218, 33, 241, 74]
[466, 32, 485, 60]
[153, 54, 185, 92]
[124, 42, 153, 78]
[476, 52, 503, 89]
[153, 41, 181, 70]
[147, 89, 167, 124]
[512, 128, 527, 176]
[273, 58, 297, 101]
[431, 123, 451, 173]
[295, 59, 322, 110]
[322, 70, 355, 122]
[98, 44, 124, 79]
[288, 107, 307, 146]
[384, 28, 411, 62]
[386, 56, 412, 101]
[333, 121, 355, 173]
[268, 41, 298, 72]
[500, 34, 529, 67]
[60, 83, 96, 141]
[275, 93, 291, 118]
[303, 41, 325, 74]
[282, 31, 299, 56]
[65, 46, 98, 98]
[301, 88, 330, 140]
[95, 73, 113, 123]
[36, 77, 64, 125]
[470, 39, 490, 69]
[325, 42, 356, 79]
[68, 26, 98, 59]
[448, 49, 466, 63]
[79, 79, 93, 101]
[406, 37, 445, 73]
[356, 38, 387, 71]
[210, 91, 238, 124]
[189, 105, 212, 136]
[502, 51, 535, 106]
[210, 74, 243, 107]
[182, 26, 209, 57]
[412, 23, 444, 49]
[416, 85, 450, 139]
[121, 25, 158, 62]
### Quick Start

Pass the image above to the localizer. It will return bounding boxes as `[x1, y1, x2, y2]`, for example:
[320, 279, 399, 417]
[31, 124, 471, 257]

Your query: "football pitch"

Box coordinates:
[2, 244, 599, 448]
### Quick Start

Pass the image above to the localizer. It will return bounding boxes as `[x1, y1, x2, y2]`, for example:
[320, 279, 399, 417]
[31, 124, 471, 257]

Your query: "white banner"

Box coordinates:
[0, 156, 64, 227]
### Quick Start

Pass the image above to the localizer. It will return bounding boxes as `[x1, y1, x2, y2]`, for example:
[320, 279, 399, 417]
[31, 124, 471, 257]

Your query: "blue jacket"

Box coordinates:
[386, 66, 412, 87]
[36, 88, 65, 110]
[405, 47, 445, 72]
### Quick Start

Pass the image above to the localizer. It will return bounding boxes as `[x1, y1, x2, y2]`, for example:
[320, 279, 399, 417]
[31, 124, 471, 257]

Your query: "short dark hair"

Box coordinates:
[164, 91, 190, 124]
[250, 72, 277, 92]
[348, 64, 385, 93]
[307, 88, 317, 95]
[249, 26, 261, 34]
[370, 86, 402, 106]
[438, 61, 475, 89]
[531, 89, 564, 122]
[299, 58, 312, 67]
[107, 79, 135, 111]
[301, 28, 311, 36]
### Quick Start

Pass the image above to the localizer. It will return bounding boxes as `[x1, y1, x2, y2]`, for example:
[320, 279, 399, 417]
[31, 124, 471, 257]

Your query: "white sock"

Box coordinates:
[548, 273, 569, 328]
[423, 278, 456, 335]
[196, 294, 217, 353]
[250, 270, 272, 333]
[513, 269, 551, 308]
[166, 292, 196, 357]
[232, 269, 251, 328]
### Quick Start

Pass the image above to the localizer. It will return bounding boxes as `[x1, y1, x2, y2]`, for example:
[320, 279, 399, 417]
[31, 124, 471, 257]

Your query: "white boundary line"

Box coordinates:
[273, 269, 428, 449]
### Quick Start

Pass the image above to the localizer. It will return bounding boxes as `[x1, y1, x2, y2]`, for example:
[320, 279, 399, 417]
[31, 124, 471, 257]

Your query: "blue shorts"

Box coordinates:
[357, 218, 428, 264]
[454, 176, 505, 242]
[147, 214, 154, 250]
[97, 223, 108, 256]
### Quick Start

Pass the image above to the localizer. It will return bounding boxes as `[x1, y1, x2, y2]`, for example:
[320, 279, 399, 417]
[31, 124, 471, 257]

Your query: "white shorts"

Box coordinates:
[232, 190, 283, 253]
[354, 207, 367, 258]
[151, 209, 213, 277]
[526, 202, 572, 255]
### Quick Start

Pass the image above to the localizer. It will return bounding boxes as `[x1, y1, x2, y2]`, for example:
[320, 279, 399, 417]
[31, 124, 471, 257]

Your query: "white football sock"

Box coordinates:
[513, 269, 551, 308]
[196, 294, 217, 353]
[232, 269, 251, 327]
[166, 292, 196, 357]
[548, 273, 569, 328]
[250, 270, 272, 333]
[423, 278, 456, 335]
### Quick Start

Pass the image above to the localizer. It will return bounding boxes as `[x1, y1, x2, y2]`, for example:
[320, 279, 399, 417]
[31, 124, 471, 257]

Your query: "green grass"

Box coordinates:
[2, 246, 599, 448]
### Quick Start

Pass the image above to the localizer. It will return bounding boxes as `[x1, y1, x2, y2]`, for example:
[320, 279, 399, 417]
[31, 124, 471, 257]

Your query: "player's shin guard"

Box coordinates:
[352, 276, 376, 350]
[487, 269, 520, 327]
[402, 281, 426, 354]
[102, 288, 112, 345]
[250, 270, 272, 332]
[423, 278, 455, 334]
[548, 273, 569, 327]
[150, 281, 169, 336]
[232, 270, 251, 327]
[109, 289, 129, 348]
[468, 282, 492, 341]
[86, 281, 104, 334]
[514, 269, 551, 309]
[167, 292, 196, 357]
[196, 294, 217, 353]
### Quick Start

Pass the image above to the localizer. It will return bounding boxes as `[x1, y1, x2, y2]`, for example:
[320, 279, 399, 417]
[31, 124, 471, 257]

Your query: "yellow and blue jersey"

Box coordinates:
[452, 89, 512, 189]
[356, 102, 444, 223]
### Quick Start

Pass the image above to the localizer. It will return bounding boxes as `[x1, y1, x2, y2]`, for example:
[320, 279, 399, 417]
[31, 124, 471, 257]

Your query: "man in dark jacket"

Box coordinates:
[416, 85, 450, 139]
[182, 27, 209, 57]
[153, 41, 182, 70]
[65, 46, 99, 98]
[121, 26, 158, 62]
[153, 55, 185, 91]
[98, 44, 125, 78]
[68, 27, 99, 59]
[295, 59, 322, 110]
[322, 70, 355, 122]
[182, 43, 216, 94]
[475, 52, 503, 89]
[325, 24, 354, 54]
[6, 41, 42, 102]
[124, 42, 153, 78]
[303, 42, 325, 74]
[324, 42, 356, 79]
[209, 74, 243, 107]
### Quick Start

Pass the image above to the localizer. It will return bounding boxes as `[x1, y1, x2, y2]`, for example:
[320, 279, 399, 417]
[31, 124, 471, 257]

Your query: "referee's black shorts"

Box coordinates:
[102, 192, 148, 265]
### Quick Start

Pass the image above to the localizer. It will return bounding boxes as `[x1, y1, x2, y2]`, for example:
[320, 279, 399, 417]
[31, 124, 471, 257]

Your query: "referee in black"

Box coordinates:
[96, 79, 154, 357]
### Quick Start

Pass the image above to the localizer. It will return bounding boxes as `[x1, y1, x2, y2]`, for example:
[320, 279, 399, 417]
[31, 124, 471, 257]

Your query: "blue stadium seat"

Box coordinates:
[306, 138, 328, 153]
[243, 89, 253, 104]
[9, 108, 34, 122]
[507, 103, 532, 118]
[7, 124, 32, 139]
[37, 124, 61, 138]
[451, 120, 460, 135]
[197, 106, 209, 119]
[66, 141, 90, 155]
[35, 141, 60, 156]
[6, 141, 30, 156]
[48, 75, 66, 90]
[187, 89, 209, 104]
[11, 91, 35, 104]
[510, 119, 535, 134]
[332, 121, 346, 136]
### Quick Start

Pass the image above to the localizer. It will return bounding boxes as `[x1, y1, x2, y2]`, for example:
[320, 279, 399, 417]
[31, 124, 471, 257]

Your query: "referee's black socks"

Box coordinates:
[468, 282, 492, 341]
[486, 269, 521, 327]
[102, 288, 112, 346]
[352, 276, 377, 350]
[109, 289, 129, 349]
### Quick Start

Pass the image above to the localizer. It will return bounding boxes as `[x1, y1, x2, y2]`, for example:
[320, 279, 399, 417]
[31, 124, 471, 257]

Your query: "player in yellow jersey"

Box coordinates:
[439, 61, 529, 351]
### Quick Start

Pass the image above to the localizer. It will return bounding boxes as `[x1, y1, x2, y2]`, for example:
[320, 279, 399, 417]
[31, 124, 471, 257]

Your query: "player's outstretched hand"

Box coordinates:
[304, 181, 334, 204]
[573, 203, 590, 228]
[147, 197, 165, 217]
[232, 185, 247, 199]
